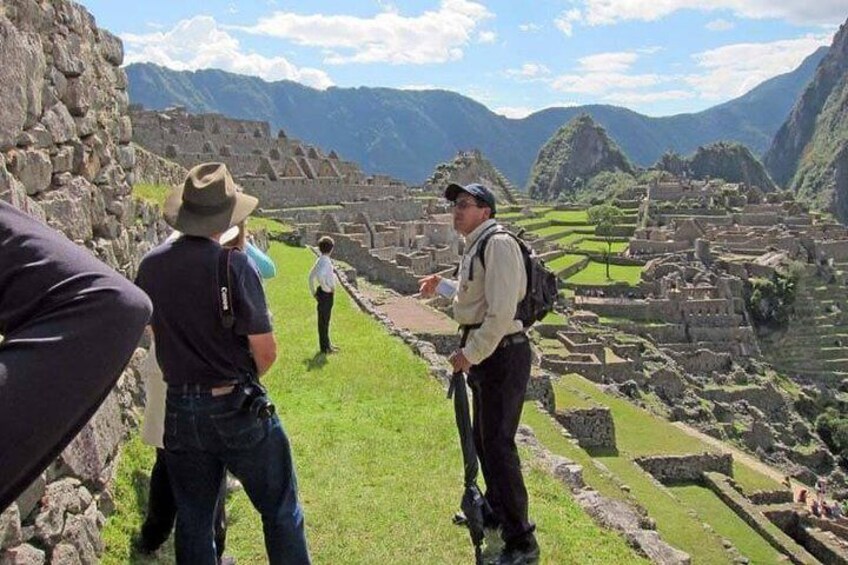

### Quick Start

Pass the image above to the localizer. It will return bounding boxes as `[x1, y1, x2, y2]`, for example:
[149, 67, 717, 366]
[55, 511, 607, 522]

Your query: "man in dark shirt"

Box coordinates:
[0, 200, 151, 512]
[135, 163, 310, 564]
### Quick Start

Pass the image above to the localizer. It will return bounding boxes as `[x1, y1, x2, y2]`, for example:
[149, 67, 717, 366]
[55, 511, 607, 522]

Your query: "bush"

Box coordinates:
[745, 272, 798, 327]
[816, 408, 848, 462]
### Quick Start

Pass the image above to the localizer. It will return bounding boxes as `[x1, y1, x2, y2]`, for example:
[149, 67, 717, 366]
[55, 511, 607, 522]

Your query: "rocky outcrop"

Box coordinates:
[527, 114, 633, 200]
[659, 142, 777, 192]
[0, 2, 168, 562]
[425, 149, 519, 205]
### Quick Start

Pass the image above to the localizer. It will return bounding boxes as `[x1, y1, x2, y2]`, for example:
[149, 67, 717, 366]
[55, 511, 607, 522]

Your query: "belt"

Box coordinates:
[168, 383, 238, 397]
[498, 332, 528, 349]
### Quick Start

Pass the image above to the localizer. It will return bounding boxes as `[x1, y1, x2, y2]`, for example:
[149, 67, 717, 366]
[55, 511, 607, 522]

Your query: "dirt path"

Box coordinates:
[671, 421, 795, 487]
[357, 284, 456, 334]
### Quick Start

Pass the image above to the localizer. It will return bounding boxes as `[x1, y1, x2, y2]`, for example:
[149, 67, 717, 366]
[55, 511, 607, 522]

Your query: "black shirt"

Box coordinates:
[136, 236, 272, 385]
[0, 201, 151, 511]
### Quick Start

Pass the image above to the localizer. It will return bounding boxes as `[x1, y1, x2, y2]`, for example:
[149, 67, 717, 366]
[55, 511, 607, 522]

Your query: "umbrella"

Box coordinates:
[448, 370, 491, 565]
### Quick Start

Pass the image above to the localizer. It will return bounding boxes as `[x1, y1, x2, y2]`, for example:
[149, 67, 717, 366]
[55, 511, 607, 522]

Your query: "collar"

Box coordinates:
[464, 219, 498, 248]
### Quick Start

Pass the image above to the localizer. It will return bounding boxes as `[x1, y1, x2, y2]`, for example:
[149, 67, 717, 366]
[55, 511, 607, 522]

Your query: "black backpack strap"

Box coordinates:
[469, 225, 504, 281]
[217, 247, 235, 329]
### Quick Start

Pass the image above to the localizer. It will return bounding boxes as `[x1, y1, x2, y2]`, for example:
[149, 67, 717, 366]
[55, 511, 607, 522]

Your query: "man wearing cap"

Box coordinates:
[135, 163, 310, 564]
[419, 183, 539, 565]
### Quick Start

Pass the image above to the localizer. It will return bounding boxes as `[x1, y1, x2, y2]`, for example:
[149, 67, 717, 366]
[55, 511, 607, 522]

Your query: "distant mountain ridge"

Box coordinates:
[764, 20, 848, 220]
[126, 48, 826, 186]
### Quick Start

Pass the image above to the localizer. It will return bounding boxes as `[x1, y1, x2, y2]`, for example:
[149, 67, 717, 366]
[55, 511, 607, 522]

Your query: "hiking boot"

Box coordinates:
[131, 534, 157, 556]
[218, 556, 237, 565]
[493, 537, 540, 565]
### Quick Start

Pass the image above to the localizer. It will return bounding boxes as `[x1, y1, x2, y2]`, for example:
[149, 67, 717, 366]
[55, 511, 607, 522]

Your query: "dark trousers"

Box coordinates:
[468, 339, 535, 547]
[140, 449, 227, 558]
[164, 391, 310, 564]
[316, 289, 334, 352]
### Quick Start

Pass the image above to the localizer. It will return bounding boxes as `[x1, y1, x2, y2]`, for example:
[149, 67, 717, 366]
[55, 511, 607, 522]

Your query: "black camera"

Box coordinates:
[234, 378, 275, 420]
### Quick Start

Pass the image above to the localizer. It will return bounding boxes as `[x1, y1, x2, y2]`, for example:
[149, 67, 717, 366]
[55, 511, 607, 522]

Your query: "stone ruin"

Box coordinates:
[130, 105, 408, 208]
[0, 1, 170, 562]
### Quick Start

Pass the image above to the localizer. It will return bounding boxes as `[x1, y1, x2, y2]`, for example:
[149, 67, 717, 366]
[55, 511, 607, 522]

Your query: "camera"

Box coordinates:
[233, 378, 275, 420]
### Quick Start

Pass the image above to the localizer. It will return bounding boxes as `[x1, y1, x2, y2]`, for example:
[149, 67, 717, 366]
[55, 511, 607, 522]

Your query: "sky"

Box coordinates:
[78, 0, 847, 118]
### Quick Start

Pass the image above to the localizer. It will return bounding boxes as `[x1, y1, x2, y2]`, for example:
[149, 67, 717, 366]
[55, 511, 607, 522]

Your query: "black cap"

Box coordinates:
[445, 182, 497, 214]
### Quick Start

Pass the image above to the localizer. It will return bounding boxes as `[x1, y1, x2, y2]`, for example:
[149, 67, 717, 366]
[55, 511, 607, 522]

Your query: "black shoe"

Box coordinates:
[494, 538, 540, 565]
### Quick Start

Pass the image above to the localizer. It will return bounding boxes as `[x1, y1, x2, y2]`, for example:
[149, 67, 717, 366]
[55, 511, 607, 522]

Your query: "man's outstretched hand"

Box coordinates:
[418, 274, 441, 298]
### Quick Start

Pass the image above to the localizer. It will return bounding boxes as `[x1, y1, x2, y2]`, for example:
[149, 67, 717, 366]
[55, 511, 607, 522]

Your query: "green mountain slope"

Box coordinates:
[126, 47, 825, 186]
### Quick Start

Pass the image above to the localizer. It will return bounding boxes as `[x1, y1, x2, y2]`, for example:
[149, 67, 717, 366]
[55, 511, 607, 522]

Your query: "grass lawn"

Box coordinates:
[541, 311, 568, 324]
[536, 376, 786, 563]
[102, 244, 644, 564]
[565, 261, 643, 286]
[529, 224, 579, 238]
[572, 239, 630, 254]
[547, 254, 587, 274]
[545, 210, 589, 223]
[553, 233, 591, 247]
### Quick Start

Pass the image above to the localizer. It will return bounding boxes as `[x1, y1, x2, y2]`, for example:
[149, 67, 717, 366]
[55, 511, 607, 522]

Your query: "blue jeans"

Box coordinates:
[163, 391, 310, 564]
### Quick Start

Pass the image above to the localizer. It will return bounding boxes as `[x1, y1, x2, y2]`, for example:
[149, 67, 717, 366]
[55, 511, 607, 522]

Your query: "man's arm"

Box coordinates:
[0, 201, 151, 511]
[248, 332, 277, 376]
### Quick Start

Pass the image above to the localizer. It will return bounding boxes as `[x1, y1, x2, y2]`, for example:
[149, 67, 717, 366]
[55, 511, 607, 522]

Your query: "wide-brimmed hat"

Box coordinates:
[445, 182, 497, 215]
[163, 163, 258, 237]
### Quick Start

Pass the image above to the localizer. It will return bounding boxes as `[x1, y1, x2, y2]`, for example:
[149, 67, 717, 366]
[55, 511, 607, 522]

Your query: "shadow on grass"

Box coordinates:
[586, 446, 620, 457]
[303, 352, 328, 371]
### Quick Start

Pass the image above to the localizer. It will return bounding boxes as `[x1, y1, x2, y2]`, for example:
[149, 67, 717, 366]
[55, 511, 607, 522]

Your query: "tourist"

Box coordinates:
[308, 236, 338, 354]
[134, 223, 277, 563]
[136, 163, 310, 564]
[816, 476, 828, 504]
[419, 183, 539, 565]
[0, 201, 151, 511]
[812, 500, 821, 517]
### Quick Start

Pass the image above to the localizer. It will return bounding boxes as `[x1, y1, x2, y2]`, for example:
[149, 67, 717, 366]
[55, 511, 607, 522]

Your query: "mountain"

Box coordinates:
[528, 115, 633, 200]
[657, 142, 778, 192]
[126, 48, 826, 187]
[764, 20, 848, 219]
[425, 149, 521, 205]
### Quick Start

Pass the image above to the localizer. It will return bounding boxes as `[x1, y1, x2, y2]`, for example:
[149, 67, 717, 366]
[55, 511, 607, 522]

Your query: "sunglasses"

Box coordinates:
[450, 200, 482, 210]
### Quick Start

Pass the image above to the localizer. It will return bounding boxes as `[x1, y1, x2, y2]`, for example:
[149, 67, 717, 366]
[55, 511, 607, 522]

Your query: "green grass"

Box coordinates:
[530, 225, 580, 238]
[565, 262, 643, 286]
[553, 232, 591, 247]
[537, 376, 786, 563]
[547, 254, 587, 274]
[132, 183, 169, 206]
[546, 210, 590, 223]
[103, 244, 644, 564]
[542, 311, 568, 324]
[572, 240, 630, 254]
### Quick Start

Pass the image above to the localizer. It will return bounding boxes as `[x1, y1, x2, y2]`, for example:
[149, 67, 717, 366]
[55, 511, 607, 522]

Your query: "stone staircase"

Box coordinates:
[761, 264, 848, 383]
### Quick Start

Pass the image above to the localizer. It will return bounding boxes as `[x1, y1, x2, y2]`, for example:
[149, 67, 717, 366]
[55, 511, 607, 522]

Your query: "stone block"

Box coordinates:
[52, 145, 75, 174]
[63, 75, 90, 117]
[52, 32, 85, 77]
[14, 475, 45, 521]
[41, 103, 76, 144]
[0, 20, 44, 148]
[7, 149, 52, 196]
[0, 543, 45, 564]
[98, 29, 123, 66]
[555, 407, 616, 449]
[58, 392, 124, 485]
[0, 505, 22, 551]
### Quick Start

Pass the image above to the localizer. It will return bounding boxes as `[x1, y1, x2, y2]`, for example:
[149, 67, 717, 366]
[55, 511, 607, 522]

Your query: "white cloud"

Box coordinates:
[577, 51, 639, 73]
[518, 23, 541, 32]
[685, 34, 833, 99]
[121, 16, 334, 89]
[603, 89, 695, 105]
[398, 84, 443, 90]
[578, 0, 845, 26]
[237, 0, 493, 65]
[495, 106, 537, 119]
[705, 18, 735, 31]
[477, 30, 497, 43]
[505, 63, 551, 79]
[552, 72, 663, 94]
[554, 9, 582, 37]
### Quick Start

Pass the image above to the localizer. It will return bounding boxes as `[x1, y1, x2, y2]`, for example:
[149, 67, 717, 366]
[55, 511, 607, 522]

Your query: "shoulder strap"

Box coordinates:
[469, 225, 504, 281]
[217, 247, 235, 329]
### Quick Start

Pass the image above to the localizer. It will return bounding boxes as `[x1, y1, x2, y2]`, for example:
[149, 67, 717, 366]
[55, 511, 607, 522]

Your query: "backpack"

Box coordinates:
[470, 226, 558, 327]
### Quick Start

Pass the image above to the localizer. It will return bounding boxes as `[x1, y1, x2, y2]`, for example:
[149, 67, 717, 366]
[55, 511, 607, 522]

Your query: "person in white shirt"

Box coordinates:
[308, 236, 338, 354]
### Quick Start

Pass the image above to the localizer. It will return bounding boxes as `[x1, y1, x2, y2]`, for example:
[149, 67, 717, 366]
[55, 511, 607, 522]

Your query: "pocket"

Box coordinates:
[163, 410, 187, 451]
[210, 409, 268, 450]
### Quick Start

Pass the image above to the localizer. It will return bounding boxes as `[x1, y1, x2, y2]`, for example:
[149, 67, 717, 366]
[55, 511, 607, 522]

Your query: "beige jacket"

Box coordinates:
[453, 219, 526, 365]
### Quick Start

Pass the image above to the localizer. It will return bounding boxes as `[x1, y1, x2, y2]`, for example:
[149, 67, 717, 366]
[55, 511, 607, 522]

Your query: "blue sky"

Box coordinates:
[78, 0, 846, 117]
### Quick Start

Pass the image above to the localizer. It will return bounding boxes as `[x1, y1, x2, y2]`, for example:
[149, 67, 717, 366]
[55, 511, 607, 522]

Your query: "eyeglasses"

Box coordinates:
[450, 200, 481, 210]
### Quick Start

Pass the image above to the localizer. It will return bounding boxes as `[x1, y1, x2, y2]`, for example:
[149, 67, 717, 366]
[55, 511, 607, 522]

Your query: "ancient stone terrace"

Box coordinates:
[306, 212, 459, 294]
[130, 105, 408, 207]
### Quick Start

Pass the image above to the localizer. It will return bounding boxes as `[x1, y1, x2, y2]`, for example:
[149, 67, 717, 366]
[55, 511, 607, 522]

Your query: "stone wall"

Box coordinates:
[271, 198, 426, 224]
[321, 231, 421, 294]
[0, 3, 168, 562]
[555, 407, 616, 449]
[633, 453, 732, 484]
[131, 142, 186, 187]
[241, 176, 407, 208]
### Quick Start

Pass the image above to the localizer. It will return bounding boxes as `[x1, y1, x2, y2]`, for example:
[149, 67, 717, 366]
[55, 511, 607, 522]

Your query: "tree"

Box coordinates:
[587, 204, 624, 280]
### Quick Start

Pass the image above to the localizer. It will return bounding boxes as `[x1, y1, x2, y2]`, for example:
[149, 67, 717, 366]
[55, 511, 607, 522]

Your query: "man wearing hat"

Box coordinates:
[136, 163, 310, 564]
[419, 183, 539, 564]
